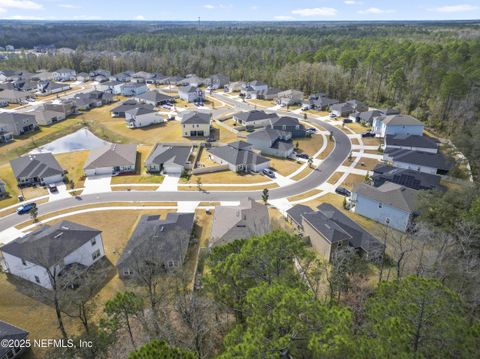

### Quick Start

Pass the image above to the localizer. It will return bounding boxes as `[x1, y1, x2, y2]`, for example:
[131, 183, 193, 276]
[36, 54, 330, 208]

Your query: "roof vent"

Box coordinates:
[54, 232, 63, 238]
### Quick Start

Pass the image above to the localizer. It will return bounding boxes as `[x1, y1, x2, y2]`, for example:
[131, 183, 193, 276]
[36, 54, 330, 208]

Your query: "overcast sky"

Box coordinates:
[0, 0, 479, 21]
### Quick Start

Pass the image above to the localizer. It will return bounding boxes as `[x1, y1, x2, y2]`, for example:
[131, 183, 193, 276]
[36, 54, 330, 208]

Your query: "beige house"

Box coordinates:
[181, 111, 211, 138]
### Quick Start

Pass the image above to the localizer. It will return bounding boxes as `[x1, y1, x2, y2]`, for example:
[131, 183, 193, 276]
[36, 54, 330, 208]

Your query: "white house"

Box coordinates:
[352, 182, 418, 232]
[384, 134, 438, 154]
[181, 112, 211, 137]
[383, 148, 451, 175]
[125, 107, 166, 128]
[275, 89, 304, 106]
[121, 83, 148, 97]
[373, 114, 424, 138]
[97, 81, 124, 95]
[1, 221, 105, 289]
[145, 144, 193, 174]
[83, 143, 137, 176]
[52, 68, 76, 82]
[178, 86, 204, 103]
[233, 110, 278, 128]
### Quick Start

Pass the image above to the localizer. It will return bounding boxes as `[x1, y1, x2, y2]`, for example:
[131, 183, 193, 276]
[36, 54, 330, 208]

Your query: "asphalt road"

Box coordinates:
[0, 94, 351, 231]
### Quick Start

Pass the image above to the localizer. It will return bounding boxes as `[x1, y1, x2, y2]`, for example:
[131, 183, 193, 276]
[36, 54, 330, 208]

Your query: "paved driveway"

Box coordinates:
[157, 174, 181, 191]
[82, 175, 112, 195]
[48, 183, 71, 202]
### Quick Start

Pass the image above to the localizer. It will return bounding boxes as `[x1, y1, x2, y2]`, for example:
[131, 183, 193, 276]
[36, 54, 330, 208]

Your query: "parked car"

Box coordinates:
[301, 105, 310, 111]
[361, 132, 375, 138]
[343, 119, 352, 124]
[262, 168, 276, 178]
[329, 113, 337, 118]
[48, 183, 58, 193]
[307, 127, 317, 132]
[335, 187, 351, 197]
[16, 202, 37, 215]
[296, 153, 309, 159]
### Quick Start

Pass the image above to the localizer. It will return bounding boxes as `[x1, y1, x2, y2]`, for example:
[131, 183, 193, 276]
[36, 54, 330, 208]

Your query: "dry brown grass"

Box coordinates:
[327, 172, 344, 185]
[317, 140, 335, 160]
[183, 170, 266, 185]
[346, 122, 370, 134]
[179, 183, 278, 191]
[55, 150, 89, 189]
[290, 166, 315, 181]
[247, 99, 275, 108]
[111, 186, 159, 191]
[355, 157, 380, 171]
[342, 174, 366, 190]
[362, 137, 381, 146]
[267, 157, 302, 177]
[287, 189, 322, 202]
[295, 135, 324, 156]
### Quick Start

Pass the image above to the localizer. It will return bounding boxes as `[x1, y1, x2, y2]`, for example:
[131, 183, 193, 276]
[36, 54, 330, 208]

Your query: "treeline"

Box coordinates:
[2, 23, 479, 175]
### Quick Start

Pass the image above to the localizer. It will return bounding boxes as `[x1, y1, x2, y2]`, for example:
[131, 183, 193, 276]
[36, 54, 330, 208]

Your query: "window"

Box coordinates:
[34, 275, 40, 284]
[378, 203, 383, 208]
[21, 259, 27, 266]
[168, 261, 174, 267]
[92, 250, 101, 261]
[386, 218, 391, 224]
[90, 237, 96, 246]
[123, 269, 133, 276]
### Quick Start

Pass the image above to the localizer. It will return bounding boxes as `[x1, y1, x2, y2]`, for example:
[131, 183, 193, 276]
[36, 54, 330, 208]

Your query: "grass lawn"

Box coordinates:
[351, 138, 360, 145]
[295, 135, 324, 157]
[267, 157, 302, 177]
[247, 99, 275, 108]
[288, 189, 322, 202]
[306, 110, 329, 117]
[342, 174, 366, 190]
[55, 150, 89, 189]
[355, 157, 380, 171]
[317, 140, 335, 160]
[111, 186, 159, 191]
[362, 137, 381, 146]
[179, 183, 278, 191]
[327, 172, 344, 185]
[346, 122, 370, 134]
[291, 166, 315, 181]
[214, 123, 238, 143]
[110, 145, 164, 185]
[183, 170, 267, 185]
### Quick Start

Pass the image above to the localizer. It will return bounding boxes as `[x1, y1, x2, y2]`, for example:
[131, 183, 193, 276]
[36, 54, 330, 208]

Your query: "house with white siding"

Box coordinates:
[383, 148, 452, 175]
[233, 110, 278, 129]
[373, 114, 424, 138]
[181, 111, 211, 137]
[83, 143, 137, 176]
[52, 68, 76, 82]
[120, 83, 148, 96]
[1, 221, 105, 289]
[178, 86, 204, 103]
[352, 182, 418, 232]
[125, 107, 166, 128]
[145, 144, 193, 174]
[247, 128, 294, 158]
[384, 134, 438, 153]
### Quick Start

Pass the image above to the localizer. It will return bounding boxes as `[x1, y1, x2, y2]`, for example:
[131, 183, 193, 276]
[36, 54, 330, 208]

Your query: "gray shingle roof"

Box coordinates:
[135, 91, 173, 103]
[84, 143, 137, 170]
[353, 182, 418, 212]
[181, 111, 212, 125]
[1, 220, 101, 267]
[117, 213, 194, 268]
[10, 153, 64, 179]
[382, 114, 423, 126]
[234, 110, 278, 123]
[208, 141, 270, 166]
[372, 164, 441, 191]
[125, 107, 156, 117]
[0, 112, 36, 132]
[385, 134, 438, 150]
[110, 101, 154, 114]
[0, 320, 28, 357]
[178, 85, 199, 94]
[145, 144, 192, 167]
[385, 148, 451, 170]
[286, 204, 312, 227]
[247, 128, 287, 143]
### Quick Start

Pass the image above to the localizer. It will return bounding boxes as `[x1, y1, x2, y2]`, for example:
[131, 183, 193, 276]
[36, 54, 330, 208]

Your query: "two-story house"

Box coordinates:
[181, 111, 211, 137]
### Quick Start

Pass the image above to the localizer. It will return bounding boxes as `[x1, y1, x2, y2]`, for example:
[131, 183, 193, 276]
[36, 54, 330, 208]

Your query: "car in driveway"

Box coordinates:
[48, 183, 58, 193]
[307, 127, 317, 132]
[361, 131, 375, 138]
[335, 187, 351, 197]
[262, 168, 276, 178]
[16, 202, 37, 215]
[342, 118, 352, 124]
[296, 153, 309, 160]
[329, 113, 337, 118]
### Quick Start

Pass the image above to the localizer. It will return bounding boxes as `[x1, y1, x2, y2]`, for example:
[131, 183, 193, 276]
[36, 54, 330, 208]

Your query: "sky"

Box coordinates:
[0, 0, 479, 21]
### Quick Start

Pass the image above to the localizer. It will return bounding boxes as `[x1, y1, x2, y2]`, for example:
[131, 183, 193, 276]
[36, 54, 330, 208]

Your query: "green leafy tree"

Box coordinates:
[359, 276, 479, 358]
[128, 340, 195, 359]
[261, 188, 269, 205]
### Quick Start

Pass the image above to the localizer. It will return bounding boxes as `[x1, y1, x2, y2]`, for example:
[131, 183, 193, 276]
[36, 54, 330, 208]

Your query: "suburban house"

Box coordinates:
[383, 148, 451, 175]
[110, 71, 133, 82]
[97, 81, 124, 95]
[88, 90, 114, 105]
[349, 110, 383, 124]
[0, 70, 24, 82]
[224, 81, 245, 92]
[145, 144, 193, 174]
[275, 89, 304, 106]
[269, 116, 306, 138]
[183, 75, 205, 87]
[76, 72, 91, 82]
[247, 128, 294, 158]
[209, 198, 271, 247]
[33, 108, 66, 126]
[263, 87, 282, 100]
[133, 91, 174, 107]
[384, 134, 438, 153]
[0, 89, 30, 104]
[233, 110, 278, 129]
[131, 71, 154, 83]
[0, 112, 38, 136]
[352, 182, 418, 232]
[178, 86, 204, 103]
[287, 204, 384, 262]
[110, 100, 154, 118]
[208, 141, 270, 173]
[372, 164, 442, 191]
[331, 102, 355, 117]
[37, 81, 70, 95]
[0, 320, 29, 359]
[73, 93, 102, 111]
[181, 111, 211, 137]
[52, 68, 76, 82]
[90, 69, 111, 79]
[125, 107, 166, 129]
[165, 75, 185, 85]
[44, 100, 76, 116]
[10, 153, 65, 186]
[207, 74, 230, 89]
[308, 96, 339, 111]
[121, 83, 148, 97]
[117, 213, 194, 279]
[0, 179, 7, 198]
[346, 99, 368, 113]
[373, 114, 424, 138]
[0, 128, 13, 144]
[1, 221, 105, 289]
[83, 143, 137, 176]
[240, 81, 269, 99]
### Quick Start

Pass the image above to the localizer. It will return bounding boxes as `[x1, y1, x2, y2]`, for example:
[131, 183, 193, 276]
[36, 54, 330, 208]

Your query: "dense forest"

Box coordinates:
[1, 21, 479, 176]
